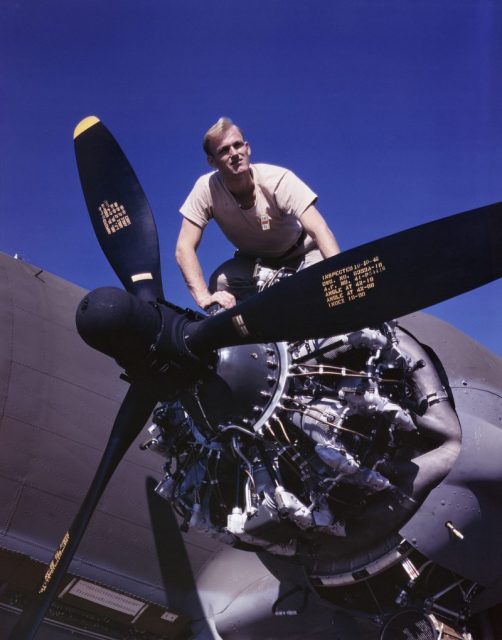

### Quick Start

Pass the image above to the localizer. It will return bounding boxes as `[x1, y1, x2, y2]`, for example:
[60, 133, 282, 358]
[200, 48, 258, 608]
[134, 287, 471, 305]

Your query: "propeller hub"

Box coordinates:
[185, 342, 288, 429]
[76, 287, 161, 366]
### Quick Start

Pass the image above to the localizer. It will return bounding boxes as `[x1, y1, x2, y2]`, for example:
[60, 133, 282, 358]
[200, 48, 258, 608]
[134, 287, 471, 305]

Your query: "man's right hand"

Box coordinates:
[200, 290, 236, 310]
[176, 219, 237, 311]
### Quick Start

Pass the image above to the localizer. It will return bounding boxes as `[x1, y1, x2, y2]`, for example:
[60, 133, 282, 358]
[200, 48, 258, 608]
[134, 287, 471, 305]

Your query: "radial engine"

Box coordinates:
[141, 272, 477, 634]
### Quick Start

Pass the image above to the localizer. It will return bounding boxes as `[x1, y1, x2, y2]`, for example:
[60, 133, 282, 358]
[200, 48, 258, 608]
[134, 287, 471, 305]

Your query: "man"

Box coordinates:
[176, 117, 340, 310]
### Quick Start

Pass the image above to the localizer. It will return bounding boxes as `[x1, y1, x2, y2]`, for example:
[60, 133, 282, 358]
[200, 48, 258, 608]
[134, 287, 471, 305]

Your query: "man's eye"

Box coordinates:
[218, 146, 230, 156]
[233, 141, 244, 149]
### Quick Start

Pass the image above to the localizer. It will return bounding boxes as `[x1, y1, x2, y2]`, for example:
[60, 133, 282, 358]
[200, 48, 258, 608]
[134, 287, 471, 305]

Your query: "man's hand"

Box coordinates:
[177, 219, 236, 310]
[199, 290, 236, 310]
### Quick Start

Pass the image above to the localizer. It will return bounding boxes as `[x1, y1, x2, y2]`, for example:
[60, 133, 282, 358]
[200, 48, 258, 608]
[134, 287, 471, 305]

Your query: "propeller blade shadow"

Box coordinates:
[146, 477, 216, 638]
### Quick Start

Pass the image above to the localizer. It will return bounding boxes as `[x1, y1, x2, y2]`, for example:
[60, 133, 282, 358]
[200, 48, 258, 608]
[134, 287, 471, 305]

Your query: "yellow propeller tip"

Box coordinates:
[73, 116, 100, 139]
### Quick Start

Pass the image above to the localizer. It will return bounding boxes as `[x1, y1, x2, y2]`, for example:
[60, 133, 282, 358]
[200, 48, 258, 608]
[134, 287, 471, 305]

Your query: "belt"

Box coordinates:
[235, 230, 314, 264]
[278, 229, 308, 259]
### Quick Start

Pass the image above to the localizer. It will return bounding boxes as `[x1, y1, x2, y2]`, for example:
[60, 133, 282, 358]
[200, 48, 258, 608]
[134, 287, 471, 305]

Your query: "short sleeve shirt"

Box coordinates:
[179, 163, 317, 258]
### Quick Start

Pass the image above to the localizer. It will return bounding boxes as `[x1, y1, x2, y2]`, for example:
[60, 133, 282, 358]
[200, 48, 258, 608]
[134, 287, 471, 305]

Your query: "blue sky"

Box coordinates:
[1, 0, 501, 355]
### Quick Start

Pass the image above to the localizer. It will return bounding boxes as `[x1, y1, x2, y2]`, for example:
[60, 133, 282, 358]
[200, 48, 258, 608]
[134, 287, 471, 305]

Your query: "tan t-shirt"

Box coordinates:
[179, 163, 317, 258]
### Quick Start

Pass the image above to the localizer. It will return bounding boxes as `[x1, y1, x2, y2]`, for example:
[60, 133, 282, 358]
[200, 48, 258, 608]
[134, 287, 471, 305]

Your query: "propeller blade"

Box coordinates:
[8, 384, 157, 640]
[74, 116, 164, 302]
[185, 202, 502, 354]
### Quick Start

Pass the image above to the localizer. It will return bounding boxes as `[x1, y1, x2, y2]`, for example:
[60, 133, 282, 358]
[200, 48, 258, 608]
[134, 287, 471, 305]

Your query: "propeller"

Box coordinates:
[184, 201, 502, 353]
[8, 116, 167, 639]
[73, 115, 164, 302]
[10, 115, 501, 638]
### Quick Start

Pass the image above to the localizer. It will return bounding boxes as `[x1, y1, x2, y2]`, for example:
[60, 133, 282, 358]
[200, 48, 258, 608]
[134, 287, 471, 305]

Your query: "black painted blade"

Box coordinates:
[185, 202, 502, 354]
[74, 116, 164, 302]
[8, 385, 156, 640]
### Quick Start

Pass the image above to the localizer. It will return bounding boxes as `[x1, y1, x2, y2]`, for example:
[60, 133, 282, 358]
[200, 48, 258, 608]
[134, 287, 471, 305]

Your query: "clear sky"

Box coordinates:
[1, 0, 501, 355]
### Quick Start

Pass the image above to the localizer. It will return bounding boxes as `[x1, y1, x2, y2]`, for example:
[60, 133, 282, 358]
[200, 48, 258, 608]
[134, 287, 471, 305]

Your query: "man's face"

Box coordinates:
[207, 125, 251, 179]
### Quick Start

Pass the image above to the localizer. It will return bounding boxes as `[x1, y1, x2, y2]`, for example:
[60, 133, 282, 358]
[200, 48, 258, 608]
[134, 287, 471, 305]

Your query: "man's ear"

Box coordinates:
[246, 142, 251, 157]
[207, 154, 215, 167]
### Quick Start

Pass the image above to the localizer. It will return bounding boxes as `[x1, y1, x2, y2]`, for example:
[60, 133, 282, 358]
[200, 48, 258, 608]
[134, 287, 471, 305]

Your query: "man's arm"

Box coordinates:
[299, 205, 341, 258]
[175, 218, 236, 309]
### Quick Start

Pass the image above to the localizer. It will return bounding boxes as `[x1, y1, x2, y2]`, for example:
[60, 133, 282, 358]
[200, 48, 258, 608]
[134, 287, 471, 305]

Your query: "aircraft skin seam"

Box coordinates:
[0, 482, 23, 534]
[451, 385, 502, 400]
[0, 263, 15, 423]
[199, 574, 276, 618]
[6, 359, 125, 403]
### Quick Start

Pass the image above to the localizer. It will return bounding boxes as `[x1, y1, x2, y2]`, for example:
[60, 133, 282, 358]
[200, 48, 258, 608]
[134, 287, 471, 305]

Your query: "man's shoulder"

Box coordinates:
[252, 163, 289, 176]
[252, 163, 313, 193]
[252, 163, 290, 187]
[186, 170, 223, 201]
[191, 170, 219, 188]
[181, 171, 219, 217]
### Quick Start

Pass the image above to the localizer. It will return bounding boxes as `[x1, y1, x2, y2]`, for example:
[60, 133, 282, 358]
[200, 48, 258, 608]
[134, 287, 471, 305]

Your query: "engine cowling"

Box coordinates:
[143, 318, 461, 581]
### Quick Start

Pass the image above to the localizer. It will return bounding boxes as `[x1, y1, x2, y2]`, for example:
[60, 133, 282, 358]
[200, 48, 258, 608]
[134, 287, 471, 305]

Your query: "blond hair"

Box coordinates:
[203, 117, 244, 156]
